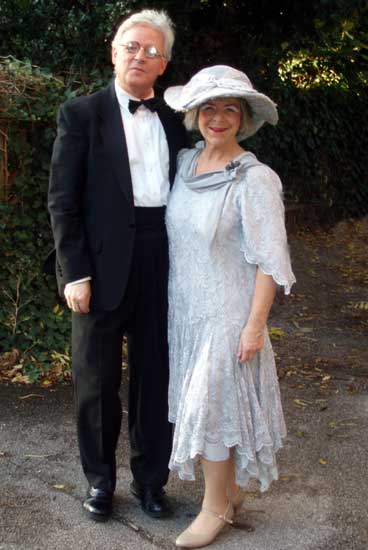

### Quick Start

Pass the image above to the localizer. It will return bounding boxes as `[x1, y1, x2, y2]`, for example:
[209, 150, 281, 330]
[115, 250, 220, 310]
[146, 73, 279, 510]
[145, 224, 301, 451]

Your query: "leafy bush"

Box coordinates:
[245, 83, 368, 219]
[0, 59, 73, 383]
[0, 0, 367, 382]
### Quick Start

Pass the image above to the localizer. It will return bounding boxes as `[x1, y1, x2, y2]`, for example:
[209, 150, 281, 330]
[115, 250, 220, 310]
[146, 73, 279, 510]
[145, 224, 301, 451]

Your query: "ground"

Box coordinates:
[0, 217, 367, 550]
[273, 216, 367, 401]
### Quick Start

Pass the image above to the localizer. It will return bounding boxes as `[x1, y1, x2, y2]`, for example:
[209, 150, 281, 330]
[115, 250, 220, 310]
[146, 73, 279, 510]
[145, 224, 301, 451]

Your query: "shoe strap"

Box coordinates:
[201, 505, 234, 525]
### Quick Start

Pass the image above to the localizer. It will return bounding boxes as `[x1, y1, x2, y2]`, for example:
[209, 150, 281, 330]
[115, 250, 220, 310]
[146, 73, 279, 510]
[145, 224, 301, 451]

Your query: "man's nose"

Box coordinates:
[133, 47, 146, 61]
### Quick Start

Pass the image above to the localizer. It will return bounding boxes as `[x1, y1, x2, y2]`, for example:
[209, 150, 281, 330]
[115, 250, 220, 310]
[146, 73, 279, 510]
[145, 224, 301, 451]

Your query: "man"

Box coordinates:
[48, 9, 187, 522]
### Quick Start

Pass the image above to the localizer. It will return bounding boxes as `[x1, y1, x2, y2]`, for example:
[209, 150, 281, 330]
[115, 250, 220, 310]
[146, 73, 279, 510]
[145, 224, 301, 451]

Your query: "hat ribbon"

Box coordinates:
[186, 75, 253, 96]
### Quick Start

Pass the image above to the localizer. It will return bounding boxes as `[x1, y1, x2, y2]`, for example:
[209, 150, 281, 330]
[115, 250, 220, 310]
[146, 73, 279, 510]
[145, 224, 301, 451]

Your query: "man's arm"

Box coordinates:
[48, 100, 93, 287]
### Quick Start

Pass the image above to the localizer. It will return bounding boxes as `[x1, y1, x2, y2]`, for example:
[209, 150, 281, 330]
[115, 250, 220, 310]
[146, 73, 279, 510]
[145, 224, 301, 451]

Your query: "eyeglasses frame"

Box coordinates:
[119, 41, 166, 60]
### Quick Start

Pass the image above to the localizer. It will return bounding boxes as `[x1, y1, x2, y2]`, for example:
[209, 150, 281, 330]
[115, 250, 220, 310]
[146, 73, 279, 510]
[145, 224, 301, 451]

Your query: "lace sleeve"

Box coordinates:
[239, 165, 296, 294]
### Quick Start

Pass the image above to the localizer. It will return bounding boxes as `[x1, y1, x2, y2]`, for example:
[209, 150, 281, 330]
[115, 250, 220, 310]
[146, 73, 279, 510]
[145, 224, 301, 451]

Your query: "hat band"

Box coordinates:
[181, 76, 254, 109]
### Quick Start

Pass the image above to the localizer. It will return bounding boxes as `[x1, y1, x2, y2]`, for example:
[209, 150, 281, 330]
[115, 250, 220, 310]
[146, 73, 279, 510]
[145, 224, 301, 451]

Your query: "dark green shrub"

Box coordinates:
[0, 0, 367, 381]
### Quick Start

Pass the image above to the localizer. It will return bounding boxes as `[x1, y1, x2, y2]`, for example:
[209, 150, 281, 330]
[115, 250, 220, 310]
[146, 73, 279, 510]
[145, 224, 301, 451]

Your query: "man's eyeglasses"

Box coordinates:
[120, 41, 165, 59]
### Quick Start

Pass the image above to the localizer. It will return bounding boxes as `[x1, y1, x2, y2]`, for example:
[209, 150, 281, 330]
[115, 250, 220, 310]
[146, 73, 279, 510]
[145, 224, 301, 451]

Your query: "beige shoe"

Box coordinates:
[175, 502, 234, 548]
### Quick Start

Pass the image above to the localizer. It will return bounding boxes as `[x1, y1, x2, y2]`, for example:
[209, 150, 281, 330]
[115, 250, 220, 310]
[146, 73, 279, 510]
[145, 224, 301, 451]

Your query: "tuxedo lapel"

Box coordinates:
[156, 101, 178, 186]
[98, 83, 134, 206]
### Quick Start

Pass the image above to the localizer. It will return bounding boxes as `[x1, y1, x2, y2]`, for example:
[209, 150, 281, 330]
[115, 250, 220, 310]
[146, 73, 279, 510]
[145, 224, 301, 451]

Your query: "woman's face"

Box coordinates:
[197, 98, 242, 147]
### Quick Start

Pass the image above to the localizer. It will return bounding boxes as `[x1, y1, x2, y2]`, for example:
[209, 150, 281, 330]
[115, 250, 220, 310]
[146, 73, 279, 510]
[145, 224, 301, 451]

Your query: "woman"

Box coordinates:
[164, 65, 296, 548]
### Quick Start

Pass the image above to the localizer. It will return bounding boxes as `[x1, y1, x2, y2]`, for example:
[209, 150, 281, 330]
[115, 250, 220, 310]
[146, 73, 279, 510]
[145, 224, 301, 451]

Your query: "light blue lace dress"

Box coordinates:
[166, 142, 296, 491]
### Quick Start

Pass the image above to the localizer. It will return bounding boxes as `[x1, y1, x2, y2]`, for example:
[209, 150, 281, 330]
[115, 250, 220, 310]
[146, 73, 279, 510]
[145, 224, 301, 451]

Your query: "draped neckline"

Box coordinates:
[182, 141, 259, 192]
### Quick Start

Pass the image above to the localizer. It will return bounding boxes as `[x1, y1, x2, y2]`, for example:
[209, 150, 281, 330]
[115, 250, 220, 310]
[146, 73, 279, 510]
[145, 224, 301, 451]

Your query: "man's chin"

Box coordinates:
[122, 80, 152, 98]
[127, 73, 149, 85]
[128, 67, 146, 77]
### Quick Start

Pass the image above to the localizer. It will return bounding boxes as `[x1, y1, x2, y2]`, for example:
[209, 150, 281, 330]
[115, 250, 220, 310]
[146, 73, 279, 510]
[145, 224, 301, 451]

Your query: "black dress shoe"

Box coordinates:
[82, 486, 113, 522]
[130, 481, 172, 518]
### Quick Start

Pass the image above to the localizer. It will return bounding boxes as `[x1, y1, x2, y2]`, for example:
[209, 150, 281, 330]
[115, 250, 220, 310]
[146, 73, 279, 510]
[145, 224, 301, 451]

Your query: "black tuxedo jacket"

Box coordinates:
[48, 82, 187, 311]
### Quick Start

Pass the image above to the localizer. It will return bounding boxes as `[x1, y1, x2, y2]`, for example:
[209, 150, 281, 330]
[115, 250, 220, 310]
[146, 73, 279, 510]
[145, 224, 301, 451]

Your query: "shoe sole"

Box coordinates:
[141, 507, 172, 519]
[83, 507, 111, 522]
[130, 488, 172, 519]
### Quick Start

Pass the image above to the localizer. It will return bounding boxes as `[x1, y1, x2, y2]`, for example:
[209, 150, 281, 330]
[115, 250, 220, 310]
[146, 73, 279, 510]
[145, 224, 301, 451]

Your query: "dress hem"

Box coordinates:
[169, 437, 286, 493]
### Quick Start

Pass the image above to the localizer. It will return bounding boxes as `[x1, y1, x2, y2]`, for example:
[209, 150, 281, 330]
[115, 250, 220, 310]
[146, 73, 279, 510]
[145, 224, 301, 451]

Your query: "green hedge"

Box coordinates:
[1, 59, 366, 382]
[0, 59, 71, 382]
[245, 84, 368, 218]
[0, 0, 367, 381]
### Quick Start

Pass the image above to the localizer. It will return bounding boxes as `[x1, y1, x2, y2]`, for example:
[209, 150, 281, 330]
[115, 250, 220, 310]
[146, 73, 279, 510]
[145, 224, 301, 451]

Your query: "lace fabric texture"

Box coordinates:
[166, 143, 296, 491]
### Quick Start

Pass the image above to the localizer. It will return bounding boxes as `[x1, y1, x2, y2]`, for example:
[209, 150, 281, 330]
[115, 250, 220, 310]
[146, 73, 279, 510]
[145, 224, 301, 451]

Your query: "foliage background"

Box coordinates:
[0, 0, 367, 382]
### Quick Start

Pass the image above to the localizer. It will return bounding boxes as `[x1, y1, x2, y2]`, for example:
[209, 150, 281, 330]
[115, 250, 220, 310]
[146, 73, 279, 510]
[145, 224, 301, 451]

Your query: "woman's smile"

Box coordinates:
[209, 126, 228, 133]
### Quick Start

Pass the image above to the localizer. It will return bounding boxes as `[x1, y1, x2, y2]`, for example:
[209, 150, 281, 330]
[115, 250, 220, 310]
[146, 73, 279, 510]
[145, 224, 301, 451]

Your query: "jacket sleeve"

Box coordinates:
[48, 100, 93, 284]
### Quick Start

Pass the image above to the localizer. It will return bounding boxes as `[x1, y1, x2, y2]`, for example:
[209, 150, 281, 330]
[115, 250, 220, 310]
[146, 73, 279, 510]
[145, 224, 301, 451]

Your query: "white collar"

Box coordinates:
[114, 78, 154, 111]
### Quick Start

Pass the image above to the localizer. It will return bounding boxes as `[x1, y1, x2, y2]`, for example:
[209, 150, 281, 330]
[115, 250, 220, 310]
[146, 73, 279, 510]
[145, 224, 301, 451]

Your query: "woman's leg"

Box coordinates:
[185, 457, 231, 534]
[227, 449, 239, 499]
[175, 453, 236, 546]
[227, 449, 247, 513]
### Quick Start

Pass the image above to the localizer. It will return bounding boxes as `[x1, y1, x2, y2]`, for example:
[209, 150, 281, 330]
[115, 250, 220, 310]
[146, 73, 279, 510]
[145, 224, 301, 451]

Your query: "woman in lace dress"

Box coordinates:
[164, 66, 296, 548]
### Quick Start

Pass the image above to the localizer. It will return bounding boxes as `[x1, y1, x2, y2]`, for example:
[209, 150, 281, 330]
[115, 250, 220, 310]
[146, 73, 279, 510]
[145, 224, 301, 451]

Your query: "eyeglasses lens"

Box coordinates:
[123, 41, 160, 58]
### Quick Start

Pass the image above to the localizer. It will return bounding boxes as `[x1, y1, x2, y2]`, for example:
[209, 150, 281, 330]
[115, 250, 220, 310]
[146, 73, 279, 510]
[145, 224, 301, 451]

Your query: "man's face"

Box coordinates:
[112, 24, 168, 98]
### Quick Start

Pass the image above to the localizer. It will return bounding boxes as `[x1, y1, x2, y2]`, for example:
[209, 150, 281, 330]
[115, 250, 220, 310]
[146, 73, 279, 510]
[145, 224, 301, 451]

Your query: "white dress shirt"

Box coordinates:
[67, 80, 171, 288]
[114, 78, 170, 207]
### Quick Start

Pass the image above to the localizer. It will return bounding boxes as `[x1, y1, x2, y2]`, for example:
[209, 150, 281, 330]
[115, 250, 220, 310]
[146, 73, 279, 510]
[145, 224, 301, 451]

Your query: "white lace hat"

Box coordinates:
[164, 65, 278, 138]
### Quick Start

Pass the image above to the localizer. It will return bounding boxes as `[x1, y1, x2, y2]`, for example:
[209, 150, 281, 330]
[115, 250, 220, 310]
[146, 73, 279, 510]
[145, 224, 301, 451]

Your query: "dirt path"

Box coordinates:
[273, 216, 367, 395]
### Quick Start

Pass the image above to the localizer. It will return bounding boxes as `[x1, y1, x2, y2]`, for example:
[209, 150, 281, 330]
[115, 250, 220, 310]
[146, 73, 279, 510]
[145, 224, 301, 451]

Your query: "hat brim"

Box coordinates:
[164, 85, 278, 139]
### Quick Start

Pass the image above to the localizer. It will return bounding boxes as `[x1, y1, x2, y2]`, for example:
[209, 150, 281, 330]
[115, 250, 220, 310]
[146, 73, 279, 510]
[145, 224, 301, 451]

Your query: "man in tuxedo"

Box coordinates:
[48, 9, 187, 522]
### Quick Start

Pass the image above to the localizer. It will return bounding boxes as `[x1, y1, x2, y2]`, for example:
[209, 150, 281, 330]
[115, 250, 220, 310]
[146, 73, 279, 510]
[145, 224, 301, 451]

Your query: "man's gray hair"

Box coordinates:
[112, 9, 175, 60]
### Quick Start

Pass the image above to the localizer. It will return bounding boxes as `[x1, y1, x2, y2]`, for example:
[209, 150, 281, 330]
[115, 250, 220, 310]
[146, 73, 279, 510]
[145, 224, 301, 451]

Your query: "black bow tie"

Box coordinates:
[128, 97, 160, 114]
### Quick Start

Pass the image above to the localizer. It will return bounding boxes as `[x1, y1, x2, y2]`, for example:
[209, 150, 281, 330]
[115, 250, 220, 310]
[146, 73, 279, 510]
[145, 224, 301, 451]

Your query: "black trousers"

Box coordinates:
[71, 207, 172, 493]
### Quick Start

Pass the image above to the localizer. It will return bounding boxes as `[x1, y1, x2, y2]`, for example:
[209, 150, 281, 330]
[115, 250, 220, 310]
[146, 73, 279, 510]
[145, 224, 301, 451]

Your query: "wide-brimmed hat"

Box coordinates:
[164, 65, 278, 138]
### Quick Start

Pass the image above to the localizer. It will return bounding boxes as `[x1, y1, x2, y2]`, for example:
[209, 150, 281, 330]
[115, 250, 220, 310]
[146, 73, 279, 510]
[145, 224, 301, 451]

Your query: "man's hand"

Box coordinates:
[64, 281, 91, 314]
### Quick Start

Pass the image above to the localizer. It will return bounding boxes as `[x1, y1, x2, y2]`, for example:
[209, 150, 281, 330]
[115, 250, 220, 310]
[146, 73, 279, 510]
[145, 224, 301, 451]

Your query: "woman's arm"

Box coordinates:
[237, 268, 276, 363]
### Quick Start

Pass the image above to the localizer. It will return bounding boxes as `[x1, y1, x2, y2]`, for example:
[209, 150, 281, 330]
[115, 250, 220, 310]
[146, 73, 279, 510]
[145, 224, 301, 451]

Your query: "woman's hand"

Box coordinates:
[237, 269, 276, 364]
[237, 324, 264, 363]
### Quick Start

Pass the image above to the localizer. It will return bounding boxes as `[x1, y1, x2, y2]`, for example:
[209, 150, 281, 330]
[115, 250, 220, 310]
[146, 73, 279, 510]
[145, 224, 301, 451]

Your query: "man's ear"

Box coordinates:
[111, 47, 117, 66]
[158, 58, 168, 76]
